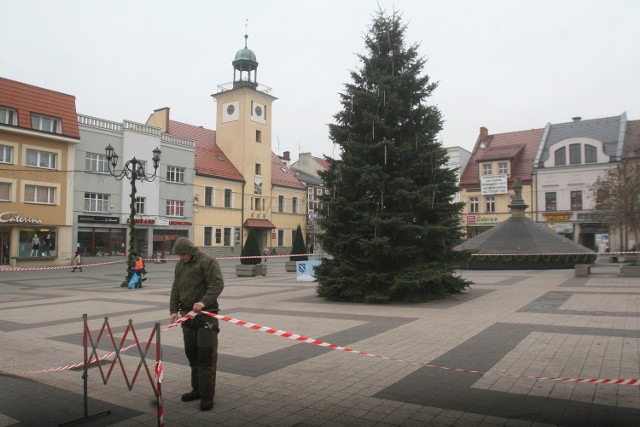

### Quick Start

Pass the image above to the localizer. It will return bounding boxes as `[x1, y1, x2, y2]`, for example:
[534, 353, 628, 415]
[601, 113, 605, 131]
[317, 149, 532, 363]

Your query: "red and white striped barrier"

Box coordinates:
[11, 310, 640, 386]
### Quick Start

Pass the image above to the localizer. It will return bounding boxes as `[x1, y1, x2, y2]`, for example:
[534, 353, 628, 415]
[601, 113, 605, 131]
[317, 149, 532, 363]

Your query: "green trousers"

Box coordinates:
[182, 316, 219, 399]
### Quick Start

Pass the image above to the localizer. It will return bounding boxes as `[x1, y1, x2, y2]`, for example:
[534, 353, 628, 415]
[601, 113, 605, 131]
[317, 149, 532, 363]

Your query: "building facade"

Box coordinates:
[0, 78, 79, 267]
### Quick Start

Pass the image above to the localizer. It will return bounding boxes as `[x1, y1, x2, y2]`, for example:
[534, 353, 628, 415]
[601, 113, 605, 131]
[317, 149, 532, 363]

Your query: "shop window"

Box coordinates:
[0, 144, 13, 164]
[26, 149, 57, 169]
[25, 184, 55, 204]
[571, 190, 583, 210]
[18, 228, 57, 257]
[78, 227, 125, 256]
[545, 192, 557, 211]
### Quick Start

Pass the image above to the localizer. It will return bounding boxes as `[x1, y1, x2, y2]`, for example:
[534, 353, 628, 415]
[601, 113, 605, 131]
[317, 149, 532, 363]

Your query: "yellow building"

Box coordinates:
[0, 77, 79, 267]
[147, 36, 307, 253]
[459, 127, 543, 238]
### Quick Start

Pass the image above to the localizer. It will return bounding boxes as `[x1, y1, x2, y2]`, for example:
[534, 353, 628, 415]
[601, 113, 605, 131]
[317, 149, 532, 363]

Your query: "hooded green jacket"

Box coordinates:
[169, 238, 224, 314]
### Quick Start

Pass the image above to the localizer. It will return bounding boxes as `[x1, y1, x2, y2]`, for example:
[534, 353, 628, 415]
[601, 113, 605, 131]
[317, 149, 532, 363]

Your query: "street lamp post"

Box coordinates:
[105, 144, 161, 287]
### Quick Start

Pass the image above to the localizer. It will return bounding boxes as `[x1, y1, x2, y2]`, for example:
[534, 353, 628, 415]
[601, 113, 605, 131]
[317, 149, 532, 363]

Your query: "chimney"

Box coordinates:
[477, 127, 489, 149]
[282, 151, 290, 161]
[572, 117, 582, 122]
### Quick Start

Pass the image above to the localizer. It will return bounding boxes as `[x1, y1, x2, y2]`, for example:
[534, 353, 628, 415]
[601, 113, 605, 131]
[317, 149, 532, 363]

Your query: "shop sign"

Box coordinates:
[481, 174, 508, 195]
[127, 218, 156, 225]
[0, 212, 43, 224]
[577, 213, 594, 221]
[542, 211, 573, 222]
[546, 222, 573, 234]
[78, 215, 119, 224]
[169, 220, 192, 226]
[466, 215, 498, 225]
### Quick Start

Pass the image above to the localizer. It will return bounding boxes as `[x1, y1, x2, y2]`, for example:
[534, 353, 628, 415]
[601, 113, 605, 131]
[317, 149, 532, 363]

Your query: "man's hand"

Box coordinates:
[193, 302, 205, 313]
[170, 312, 179, 324]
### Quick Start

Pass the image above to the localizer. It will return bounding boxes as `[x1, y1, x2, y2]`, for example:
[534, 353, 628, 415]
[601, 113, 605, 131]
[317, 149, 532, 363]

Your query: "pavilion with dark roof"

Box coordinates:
[454, 179, 596, 269]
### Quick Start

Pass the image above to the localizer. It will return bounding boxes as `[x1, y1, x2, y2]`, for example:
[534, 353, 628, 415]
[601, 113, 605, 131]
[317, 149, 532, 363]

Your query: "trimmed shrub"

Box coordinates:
[290, 225, 308, 262]
[241, 229, 262, 265]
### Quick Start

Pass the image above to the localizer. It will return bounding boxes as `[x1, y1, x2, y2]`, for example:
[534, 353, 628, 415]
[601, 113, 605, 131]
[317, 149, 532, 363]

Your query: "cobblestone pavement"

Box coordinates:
[0, 259, 639, 426]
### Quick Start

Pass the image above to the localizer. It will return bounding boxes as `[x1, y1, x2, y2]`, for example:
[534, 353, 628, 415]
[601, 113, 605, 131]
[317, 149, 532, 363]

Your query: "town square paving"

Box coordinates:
[0, 258, 639, 426]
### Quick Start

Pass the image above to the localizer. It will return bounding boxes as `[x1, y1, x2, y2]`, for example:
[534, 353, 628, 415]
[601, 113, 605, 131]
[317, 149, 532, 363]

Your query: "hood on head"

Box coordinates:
[173, 237, 198, 255]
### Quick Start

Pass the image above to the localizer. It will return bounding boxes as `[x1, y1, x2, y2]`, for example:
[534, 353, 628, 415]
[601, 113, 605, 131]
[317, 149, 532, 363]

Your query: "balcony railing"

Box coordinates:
[161, 133, 195, 149]
[77, 114, 123, 132]
[216, 81, 273, 95]
[123, 120, 161, 136]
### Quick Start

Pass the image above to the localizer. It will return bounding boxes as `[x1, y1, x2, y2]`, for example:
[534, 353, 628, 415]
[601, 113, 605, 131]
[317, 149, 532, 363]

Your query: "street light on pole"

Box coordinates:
[105, 144, 161, 287]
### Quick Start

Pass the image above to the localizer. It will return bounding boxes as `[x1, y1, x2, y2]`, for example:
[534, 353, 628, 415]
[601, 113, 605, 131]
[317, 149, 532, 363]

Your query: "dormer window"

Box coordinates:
[498, 162, 508, 175]
[0, 106, 17, 125]
[585, 144, 597, 163]
[569, 143, 581, 165]
[31, 113, 61, 134]
[482, 164, 492, 176]
[554, 147, 566, 166]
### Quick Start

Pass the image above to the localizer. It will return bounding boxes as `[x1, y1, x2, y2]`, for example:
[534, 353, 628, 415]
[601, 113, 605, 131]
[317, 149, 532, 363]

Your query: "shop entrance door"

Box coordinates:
[0, 230, 10, 265]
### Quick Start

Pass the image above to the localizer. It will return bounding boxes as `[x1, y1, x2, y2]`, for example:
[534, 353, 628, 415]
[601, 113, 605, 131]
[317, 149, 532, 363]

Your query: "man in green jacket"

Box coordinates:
[169, 237, 224, 411]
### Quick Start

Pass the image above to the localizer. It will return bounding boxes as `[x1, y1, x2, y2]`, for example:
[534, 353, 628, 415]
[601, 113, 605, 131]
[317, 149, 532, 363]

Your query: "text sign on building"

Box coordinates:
[542, 212, 573, 222]
[481, 174, 508, 195]
[466, 215, 498, 225]
[78, 215, 119, 224]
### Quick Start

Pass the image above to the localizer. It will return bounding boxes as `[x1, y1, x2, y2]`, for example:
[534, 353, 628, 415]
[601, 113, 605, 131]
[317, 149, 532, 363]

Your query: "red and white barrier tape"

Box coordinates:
[0, 253, 312, 272]
[11, 310, 640, 386]
[470, 251, 639, 257]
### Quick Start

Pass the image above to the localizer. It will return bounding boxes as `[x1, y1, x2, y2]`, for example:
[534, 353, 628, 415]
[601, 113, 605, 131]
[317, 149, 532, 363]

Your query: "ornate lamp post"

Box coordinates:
[105, 144, 161, 286]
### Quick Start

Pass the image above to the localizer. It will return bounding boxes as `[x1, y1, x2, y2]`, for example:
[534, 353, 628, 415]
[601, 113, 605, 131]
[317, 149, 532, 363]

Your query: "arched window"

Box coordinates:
[569, 144, 582, 165]
[585, 144, 597, 163]
[554, 146, 566, 166]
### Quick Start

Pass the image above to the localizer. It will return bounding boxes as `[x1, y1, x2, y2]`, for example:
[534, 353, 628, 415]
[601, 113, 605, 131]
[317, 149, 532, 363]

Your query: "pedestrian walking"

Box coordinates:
[71, 249, 83, 272]
[169, 237, 224, 411]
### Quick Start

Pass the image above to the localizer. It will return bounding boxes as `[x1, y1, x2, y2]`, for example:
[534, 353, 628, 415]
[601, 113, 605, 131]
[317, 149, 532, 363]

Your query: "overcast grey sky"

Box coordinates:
[3, 0, 639, 160]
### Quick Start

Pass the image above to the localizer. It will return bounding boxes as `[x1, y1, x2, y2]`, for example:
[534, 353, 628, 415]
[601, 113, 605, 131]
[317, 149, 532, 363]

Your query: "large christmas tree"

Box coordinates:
[315, 9, 471, 303]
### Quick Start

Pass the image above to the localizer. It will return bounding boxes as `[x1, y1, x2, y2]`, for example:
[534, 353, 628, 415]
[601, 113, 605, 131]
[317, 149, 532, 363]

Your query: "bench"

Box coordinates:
[575, 263, 620, 277]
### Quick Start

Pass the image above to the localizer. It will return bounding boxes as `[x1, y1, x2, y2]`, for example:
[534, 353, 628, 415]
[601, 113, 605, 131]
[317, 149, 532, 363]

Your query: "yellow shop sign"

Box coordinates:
[542, 212, 573, 222]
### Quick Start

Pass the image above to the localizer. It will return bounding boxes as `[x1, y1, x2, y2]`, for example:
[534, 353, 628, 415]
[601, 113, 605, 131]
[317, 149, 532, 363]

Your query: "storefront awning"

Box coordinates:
[243, 219, 276, 229]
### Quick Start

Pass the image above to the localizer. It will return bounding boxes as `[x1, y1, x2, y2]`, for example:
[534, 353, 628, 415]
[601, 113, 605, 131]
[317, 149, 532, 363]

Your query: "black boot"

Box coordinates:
[200, 398, 213, 411]
[181, 390, 200, 402]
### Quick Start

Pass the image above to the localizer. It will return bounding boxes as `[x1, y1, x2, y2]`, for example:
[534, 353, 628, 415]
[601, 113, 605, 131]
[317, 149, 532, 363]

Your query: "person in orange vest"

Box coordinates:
[132, 252, 147, 281]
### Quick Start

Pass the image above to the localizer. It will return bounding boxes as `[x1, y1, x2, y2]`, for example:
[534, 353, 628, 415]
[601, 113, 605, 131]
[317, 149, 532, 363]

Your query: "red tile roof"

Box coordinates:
[0, 77, 79, 138]
[244, 219, 276, 228]
[312, 156, 331, 170]
[271, 152, 306, 190]
[460, 128, 544, 187]
[168, 120, 244, 182]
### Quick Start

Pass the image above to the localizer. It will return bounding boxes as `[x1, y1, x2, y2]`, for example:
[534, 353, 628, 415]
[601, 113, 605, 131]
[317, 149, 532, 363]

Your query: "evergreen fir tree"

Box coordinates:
[315, 8, 471, 303]
[290, 224, 308, 262]
[241, 229, 262, 265]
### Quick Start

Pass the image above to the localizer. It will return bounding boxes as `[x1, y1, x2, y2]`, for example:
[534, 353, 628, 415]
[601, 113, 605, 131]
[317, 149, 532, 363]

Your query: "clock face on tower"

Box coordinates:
[251, 101, 266, 124]
[222, 101, 239, 123]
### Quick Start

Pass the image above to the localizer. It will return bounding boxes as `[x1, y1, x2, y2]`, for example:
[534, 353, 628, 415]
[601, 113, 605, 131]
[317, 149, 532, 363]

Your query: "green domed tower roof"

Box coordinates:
[232, 34, 259, 89]
[234, 46, 256, 62]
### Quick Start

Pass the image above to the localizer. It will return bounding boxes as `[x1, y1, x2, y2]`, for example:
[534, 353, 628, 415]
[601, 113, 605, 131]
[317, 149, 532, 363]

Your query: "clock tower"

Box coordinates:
[213, 35, 278, 238]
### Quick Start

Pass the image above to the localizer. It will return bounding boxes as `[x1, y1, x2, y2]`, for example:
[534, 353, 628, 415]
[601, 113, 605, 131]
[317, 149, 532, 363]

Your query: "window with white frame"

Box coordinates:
[0, 144, 13, 164]
[84, 193, 109, 212]
[0, 182, 11, 201]
[498, 162, 508, 175]
[482, 164, 492, 176]
[25, 184, 56, 204]
[166, 166, 185, 183]
[166, 200, 184, 217]
[469, 197, 479, 213]
[215, 228, 222, 244]
[545, 192, 557, 211]
[85, 152, 108, 173]
[204, 186, 213, 207]
[292, 197, 299, 213]
[135, 197, 146, 214]
[26, 149, 57, 169]
[485, 196, 495, 213]
[31, 113, 61, 134]
[278, 195, 285, 212]
[316, 188, 323, 196]
[278, 230, 285, 246]
[224, 189, 232, 208]
[0, 106, 18, 125]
